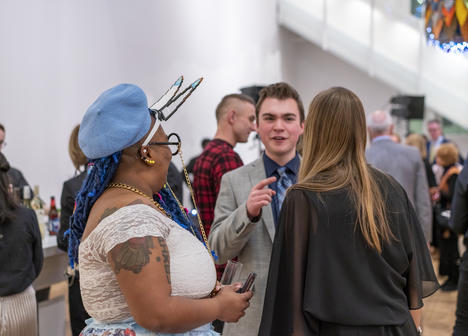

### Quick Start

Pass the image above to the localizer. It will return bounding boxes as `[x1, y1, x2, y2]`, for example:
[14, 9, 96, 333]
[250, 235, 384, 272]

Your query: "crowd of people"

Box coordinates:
[0, 79, 467, 335]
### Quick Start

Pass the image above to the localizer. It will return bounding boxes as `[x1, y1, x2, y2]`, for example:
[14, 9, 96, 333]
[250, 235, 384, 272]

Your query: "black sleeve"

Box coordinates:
[259, 189, 312, 336]
[424, 159, 437, 188]
[447, 174, 458, 203]
[403, 193, 439, 309]
[167, 162, 183, 201]
[30, 210, 44, 278]
[186, 157, 197, 175]
[58, 181, 73, 252]
[451, 165, 468, 234]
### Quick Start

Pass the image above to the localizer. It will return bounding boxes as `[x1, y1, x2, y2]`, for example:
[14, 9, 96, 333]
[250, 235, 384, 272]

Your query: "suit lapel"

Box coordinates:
[249, 158, 275, 242]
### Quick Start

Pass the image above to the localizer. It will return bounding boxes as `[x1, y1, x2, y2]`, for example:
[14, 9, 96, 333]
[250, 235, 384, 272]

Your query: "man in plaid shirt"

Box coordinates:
[193, 93, 256, 268]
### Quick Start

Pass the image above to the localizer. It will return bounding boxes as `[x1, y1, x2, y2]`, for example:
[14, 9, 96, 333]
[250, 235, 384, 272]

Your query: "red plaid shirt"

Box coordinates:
[193, 139, 243, 235]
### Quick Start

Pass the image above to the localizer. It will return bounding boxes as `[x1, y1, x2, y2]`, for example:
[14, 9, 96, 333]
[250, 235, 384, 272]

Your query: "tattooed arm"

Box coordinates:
[108, 236, 252, 333]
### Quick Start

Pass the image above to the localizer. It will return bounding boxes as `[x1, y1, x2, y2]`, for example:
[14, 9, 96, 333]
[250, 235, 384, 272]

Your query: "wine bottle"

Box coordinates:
[30, 185, 46, 238]
[31, 185, 44, 210]
[48, 196, 59, 235]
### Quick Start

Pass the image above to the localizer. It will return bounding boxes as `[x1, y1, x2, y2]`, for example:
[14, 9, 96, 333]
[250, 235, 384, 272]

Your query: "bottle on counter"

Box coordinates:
[22, 186, 32, 208]
[31, 185, 45, 210]
[48, 196, 59, 236]
[31, 185, 47, 238]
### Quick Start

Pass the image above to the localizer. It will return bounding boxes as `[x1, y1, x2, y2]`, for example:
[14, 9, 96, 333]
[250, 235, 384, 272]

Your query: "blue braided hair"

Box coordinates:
[156, 185, 204, 242]
[67, 152, 122, 268]
[157, 185, 217, 260]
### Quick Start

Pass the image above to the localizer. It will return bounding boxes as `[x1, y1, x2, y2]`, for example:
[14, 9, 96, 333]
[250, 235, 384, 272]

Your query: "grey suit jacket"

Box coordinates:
[366, 139, 432, 241]
[209, 157, 274, 336]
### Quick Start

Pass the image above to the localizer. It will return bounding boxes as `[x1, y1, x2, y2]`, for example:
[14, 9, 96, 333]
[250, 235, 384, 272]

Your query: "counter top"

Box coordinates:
[34, 234, 68, 291]
[41, 234, 66, 258]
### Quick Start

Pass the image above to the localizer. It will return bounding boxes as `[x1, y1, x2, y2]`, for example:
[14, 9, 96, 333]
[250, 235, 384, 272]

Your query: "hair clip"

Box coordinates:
[149, 76, 203, 122]
[142, 76, 203, 147]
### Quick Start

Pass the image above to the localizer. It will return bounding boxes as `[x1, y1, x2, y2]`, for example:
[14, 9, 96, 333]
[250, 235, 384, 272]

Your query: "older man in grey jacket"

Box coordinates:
[366, 110, 432, 242]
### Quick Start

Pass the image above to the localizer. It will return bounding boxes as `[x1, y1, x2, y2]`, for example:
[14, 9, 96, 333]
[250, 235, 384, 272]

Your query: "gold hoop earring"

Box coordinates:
[143, 158, 156, 166]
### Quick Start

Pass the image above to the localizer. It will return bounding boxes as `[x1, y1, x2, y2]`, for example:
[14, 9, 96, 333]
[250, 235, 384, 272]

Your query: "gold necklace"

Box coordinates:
[166, 183, 211, 254]
[177, 147, 213, 257]
[107, 183, 171, 218]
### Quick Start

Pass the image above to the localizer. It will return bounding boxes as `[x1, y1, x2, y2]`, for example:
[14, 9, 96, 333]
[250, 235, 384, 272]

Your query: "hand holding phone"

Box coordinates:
[236, 272, 256, 293]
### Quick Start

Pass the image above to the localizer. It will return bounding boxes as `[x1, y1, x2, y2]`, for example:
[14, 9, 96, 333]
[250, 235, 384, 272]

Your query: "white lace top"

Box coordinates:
[79, 204, 216, 322]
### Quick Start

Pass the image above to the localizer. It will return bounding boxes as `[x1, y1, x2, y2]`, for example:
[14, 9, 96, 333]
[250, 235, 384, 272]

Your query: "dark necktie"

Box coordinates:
[277, 166, 293, 211]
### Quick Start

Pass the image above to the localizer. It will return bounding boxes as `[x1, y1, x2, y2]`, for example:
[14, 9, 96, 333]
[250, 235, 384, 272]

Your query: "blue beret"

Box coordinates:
[79, 84, 151, 159]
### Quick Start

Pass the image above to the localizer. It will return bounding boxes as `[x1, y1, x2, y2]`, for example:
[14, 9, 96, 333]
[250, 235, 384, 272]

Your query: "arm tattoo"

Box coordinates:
[98, 200, 144, 223]
[127, 199, 145, 206]
[99, 207, 119, 223]
[111, 236, 154, 274]
[156, 237, 171, 285]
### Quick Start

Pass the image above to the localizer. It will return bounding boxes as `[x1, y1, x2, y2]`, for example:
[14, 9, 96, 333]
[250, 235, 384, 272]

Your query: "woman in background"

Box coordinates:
[435, 143, 462, 291]
[259, 87, 438, 335]
[405, 133, 437, 192]
[57, 124, 89, 336]
[0, 152, 43, 336]
[406, 133, 439, 249]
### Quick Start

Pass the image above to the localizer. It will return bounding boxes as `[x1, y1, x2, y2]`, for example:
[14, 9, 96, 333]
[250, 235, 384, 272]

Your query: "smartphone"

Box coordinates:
[237, 272, 256, 293]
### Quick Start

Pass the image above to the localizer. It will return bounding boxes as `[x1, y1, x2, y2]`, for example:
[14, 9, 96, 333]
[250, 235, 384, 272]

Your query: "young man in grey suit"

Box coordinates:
[208, 82, 304, 336]
[366, 110, 432, 242]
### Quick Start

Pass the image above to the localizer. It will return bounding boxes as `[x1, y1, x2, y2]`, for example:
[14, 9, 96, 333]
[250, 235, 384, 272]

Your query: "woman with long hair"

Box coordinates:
[0, 152, 43, 335]
[71, 81, 252, 335]
[259, 87, 438, 335]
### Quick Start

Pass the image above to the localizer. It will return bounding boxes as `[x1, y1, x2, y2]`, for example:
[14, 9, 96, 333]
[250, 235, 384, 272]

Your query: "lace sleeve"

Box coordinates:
[93, 205, 171, 259]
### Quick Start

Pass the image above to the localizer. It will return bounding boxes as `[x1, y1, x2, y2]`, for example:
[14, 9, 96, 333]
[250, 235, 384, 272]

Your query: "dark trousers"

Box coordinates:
[453, 253, 468, 335]
[68, 271, 90, 336]
[431, 207, 439, 247]
[35, 287, 50, 302]
[439, 228, 459, 283]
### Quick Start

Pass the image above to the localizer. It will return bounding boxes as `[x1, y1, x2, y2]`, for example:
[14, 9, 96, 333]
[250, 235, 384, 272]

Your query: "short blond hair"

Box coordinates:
[405, 133, 427, 159]
[436, 143, 459, 167]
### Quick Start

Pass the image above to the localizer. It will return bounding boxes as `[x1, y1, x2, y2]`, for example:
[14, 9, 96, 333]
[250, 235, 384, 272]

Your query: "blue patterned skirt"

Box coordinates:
[80, 318, 219, 336]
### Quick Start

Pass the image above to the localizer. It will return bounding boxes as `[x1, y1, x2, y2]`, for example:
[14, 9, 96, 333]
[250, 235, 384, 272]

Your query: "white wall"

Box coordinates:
[280, 29, 398, 117]
[278, 0, 468, 129]
[3, 0, 465, 207]
[0, 0, 281, 206]
[279, 28, 468, 157]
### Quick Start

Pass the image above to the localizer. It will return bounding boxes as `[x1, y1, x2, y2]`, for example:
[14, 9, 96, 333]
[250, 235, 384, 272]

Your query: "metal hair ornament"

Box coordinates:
[142, 76, 203, 147]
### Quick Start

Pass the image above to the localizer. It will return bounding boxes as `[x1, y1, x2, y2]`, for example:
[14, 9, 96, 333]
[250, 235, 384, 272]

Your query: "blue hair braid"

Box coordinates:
[67, 152, 122, 268]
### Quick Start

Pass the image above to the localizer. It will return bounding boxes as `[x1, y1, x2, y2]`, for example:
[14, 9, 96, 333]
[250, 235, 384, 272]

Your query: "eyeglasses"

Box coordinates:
[147, 132, 181, 156]
[142, 76, 203, 147]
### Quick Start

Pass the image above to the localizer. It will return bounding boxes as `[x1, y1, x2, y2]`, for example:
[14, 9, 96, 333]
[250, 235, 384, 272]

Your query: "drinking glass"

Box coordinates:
[220, 260, 243, 285]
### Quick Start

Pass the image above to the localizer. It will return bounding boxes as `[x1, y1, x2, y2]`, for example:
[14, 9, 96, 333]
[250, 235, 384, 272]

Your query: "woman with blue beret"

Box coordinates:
[68, 80, 252, 335]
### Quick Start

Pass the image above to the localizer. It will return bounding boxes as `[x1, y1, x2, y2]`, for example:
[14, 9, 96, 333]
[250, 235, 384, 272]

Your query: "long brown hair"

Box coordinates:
[295, 87, 392, 252]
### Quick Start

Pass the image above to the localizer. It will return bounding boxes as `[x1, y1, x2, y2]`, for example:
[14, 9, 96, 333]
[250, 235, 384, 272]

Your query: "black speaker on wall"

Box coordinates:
[240, 86, 265, 104]
[390, 95, 425, 119]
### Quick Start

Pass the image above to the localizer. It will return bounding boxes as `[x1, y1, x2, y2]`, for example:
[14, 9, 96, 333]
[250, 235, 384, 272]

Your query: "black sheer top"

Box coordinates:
[259, 168, 439, 336]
